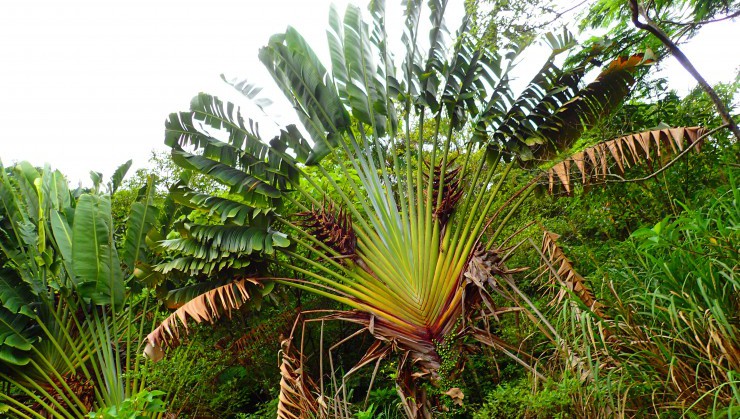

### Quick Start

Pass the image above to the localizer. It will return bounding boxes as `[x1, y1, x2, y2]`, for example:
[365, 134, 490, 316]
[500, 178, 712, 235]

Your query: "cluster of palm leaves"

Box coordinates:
[92, 1, 707, 418]
[0, 161, 169, 417]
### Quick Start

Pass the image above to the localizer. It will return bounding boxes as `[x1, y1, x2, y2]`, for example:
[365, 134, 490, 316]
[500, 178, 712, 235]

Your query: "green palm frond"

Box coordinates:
[121, 176, 159, 270]
[169, 185, 261, 224]
[0, 270, 35, 366]
[171, 150, 281, 205]
[259, 28, 351, 164]
[530, 53, 655, 163]
[166, 93, 306, 187]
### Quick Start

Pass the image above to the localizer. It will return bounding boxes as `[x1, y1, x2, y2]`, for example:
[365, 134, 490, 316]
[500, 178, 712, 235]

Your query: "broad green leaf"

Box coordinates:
[122, 201, 159, 271]
[122, 176, 159, 271]
[51, 209, 74, 272]
[89, 170, 103, 190]
[342, 4, 388, 135]
[260, 27, 350, 164]
[0, 305, 34, 366]
[71, 194, 124, 308]
[0, 270, 35, 316]
[418, 0, 449, 112]
[109, 159, 132, 194]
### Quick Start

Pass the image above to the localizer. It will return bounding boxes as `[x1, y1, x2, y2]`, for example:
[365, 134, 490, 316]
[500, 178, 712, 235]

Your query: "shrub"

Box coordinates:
[473, 376, 582, 419]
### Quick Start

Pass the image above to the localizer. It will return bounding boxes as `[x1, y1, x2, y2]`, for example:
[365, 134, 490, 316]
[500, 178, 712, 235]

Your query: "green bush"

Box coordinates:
[473, 376, 582, 419]
[87, 390, 166, 419]
[141, 316, 282, 417]
[559, 165, 740, 417]
[234, 397, 279, 419]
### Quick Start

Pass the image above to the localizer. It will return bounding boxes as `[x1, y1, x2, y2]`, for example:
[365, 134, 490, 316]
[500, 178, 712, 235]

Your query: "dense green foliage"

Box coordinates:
[1, 0, 738, 418]
[0, 161, 168, 417]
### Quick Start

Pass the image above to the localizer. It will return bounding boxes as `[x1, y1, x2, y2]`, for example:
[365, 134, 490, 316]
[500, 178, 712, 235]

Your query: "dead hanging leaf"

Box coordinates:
[463, 245, 529, 320]
[541, 231, 604, 317]
[277, 338, 321, 419]
[464, 246, 528, 286]
[144, 277, 260, 357]
[445, 387, 465, 406]
[143, 342, 164, 362]
[546, 126, 706, 195]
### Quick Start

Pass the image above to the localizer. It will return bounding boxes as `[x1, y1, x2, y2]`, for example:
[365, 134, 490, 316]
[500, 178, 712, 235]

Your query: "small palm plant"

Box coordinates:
[0, 161, 169, 418]
[147, 1, 707, 416]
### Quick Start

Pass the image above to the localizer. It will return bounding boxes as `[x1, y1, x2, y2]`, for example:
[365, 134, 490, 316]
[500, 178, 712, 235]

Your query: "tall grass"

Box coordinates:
[558, 168, 740, 417]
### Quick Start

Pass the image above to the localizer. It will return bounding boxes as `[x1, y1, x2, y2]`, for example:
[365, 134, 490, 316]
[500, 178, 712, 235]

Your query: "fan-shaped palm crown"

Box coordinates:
[151, 0, 664, 415]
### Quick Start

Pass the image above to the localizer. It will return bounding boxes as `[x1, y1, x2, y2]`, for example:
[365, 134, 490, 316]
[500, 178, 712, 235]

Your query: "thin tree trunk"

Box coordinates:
[628, 0, 740, 141]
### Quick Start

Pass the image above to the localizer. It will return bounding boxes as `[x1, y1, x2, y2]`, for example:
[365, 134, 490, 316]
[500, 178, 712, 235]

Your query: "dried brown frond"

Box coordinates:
[296, 200, 356, 258]
[462, 244, 529, 324]
[277, 338, 323, 419]
[547, 126, 706, 195]
[396, 352, 433, 419]
[444, 387, 464, 406]
[145, 277, 260, 354]
[423, 160, 464, 225]
[541, 231, 605, 317]
[464, 245, 528, 288]
[463, 247, 502, 314]
[466, 245, 527, 279]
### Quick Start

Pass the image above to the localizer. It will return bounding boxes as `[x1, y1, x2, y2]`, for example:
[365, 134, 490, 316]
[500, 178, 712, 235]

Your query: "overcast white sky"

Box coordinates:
[1, 0, 738, 185]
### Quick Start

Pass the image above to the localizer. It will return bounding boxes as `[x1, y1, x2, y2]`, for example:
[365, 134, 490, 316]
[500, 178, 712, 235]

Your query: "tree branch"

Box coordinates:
[628, 0, 740, 141]
[527, 0, 591, 33]
[659, 9, 740, 27]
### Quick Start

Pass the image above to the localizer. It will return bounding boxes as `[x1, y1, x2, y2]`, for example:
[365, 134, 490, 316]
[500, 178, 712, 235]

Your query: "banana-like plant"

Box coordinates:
[0, 161, 168, 418]
[149, 1, 707, 416]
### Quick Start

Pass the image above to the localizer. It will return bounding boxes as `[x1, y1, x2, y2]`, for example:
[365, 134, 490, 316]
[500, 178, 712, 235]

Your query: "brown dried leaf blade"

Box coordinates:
[277, 338, 322, 419]
[145, 277, 259, 352]
[546, 126, 706, 194]
[541, 231, 604, 317]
